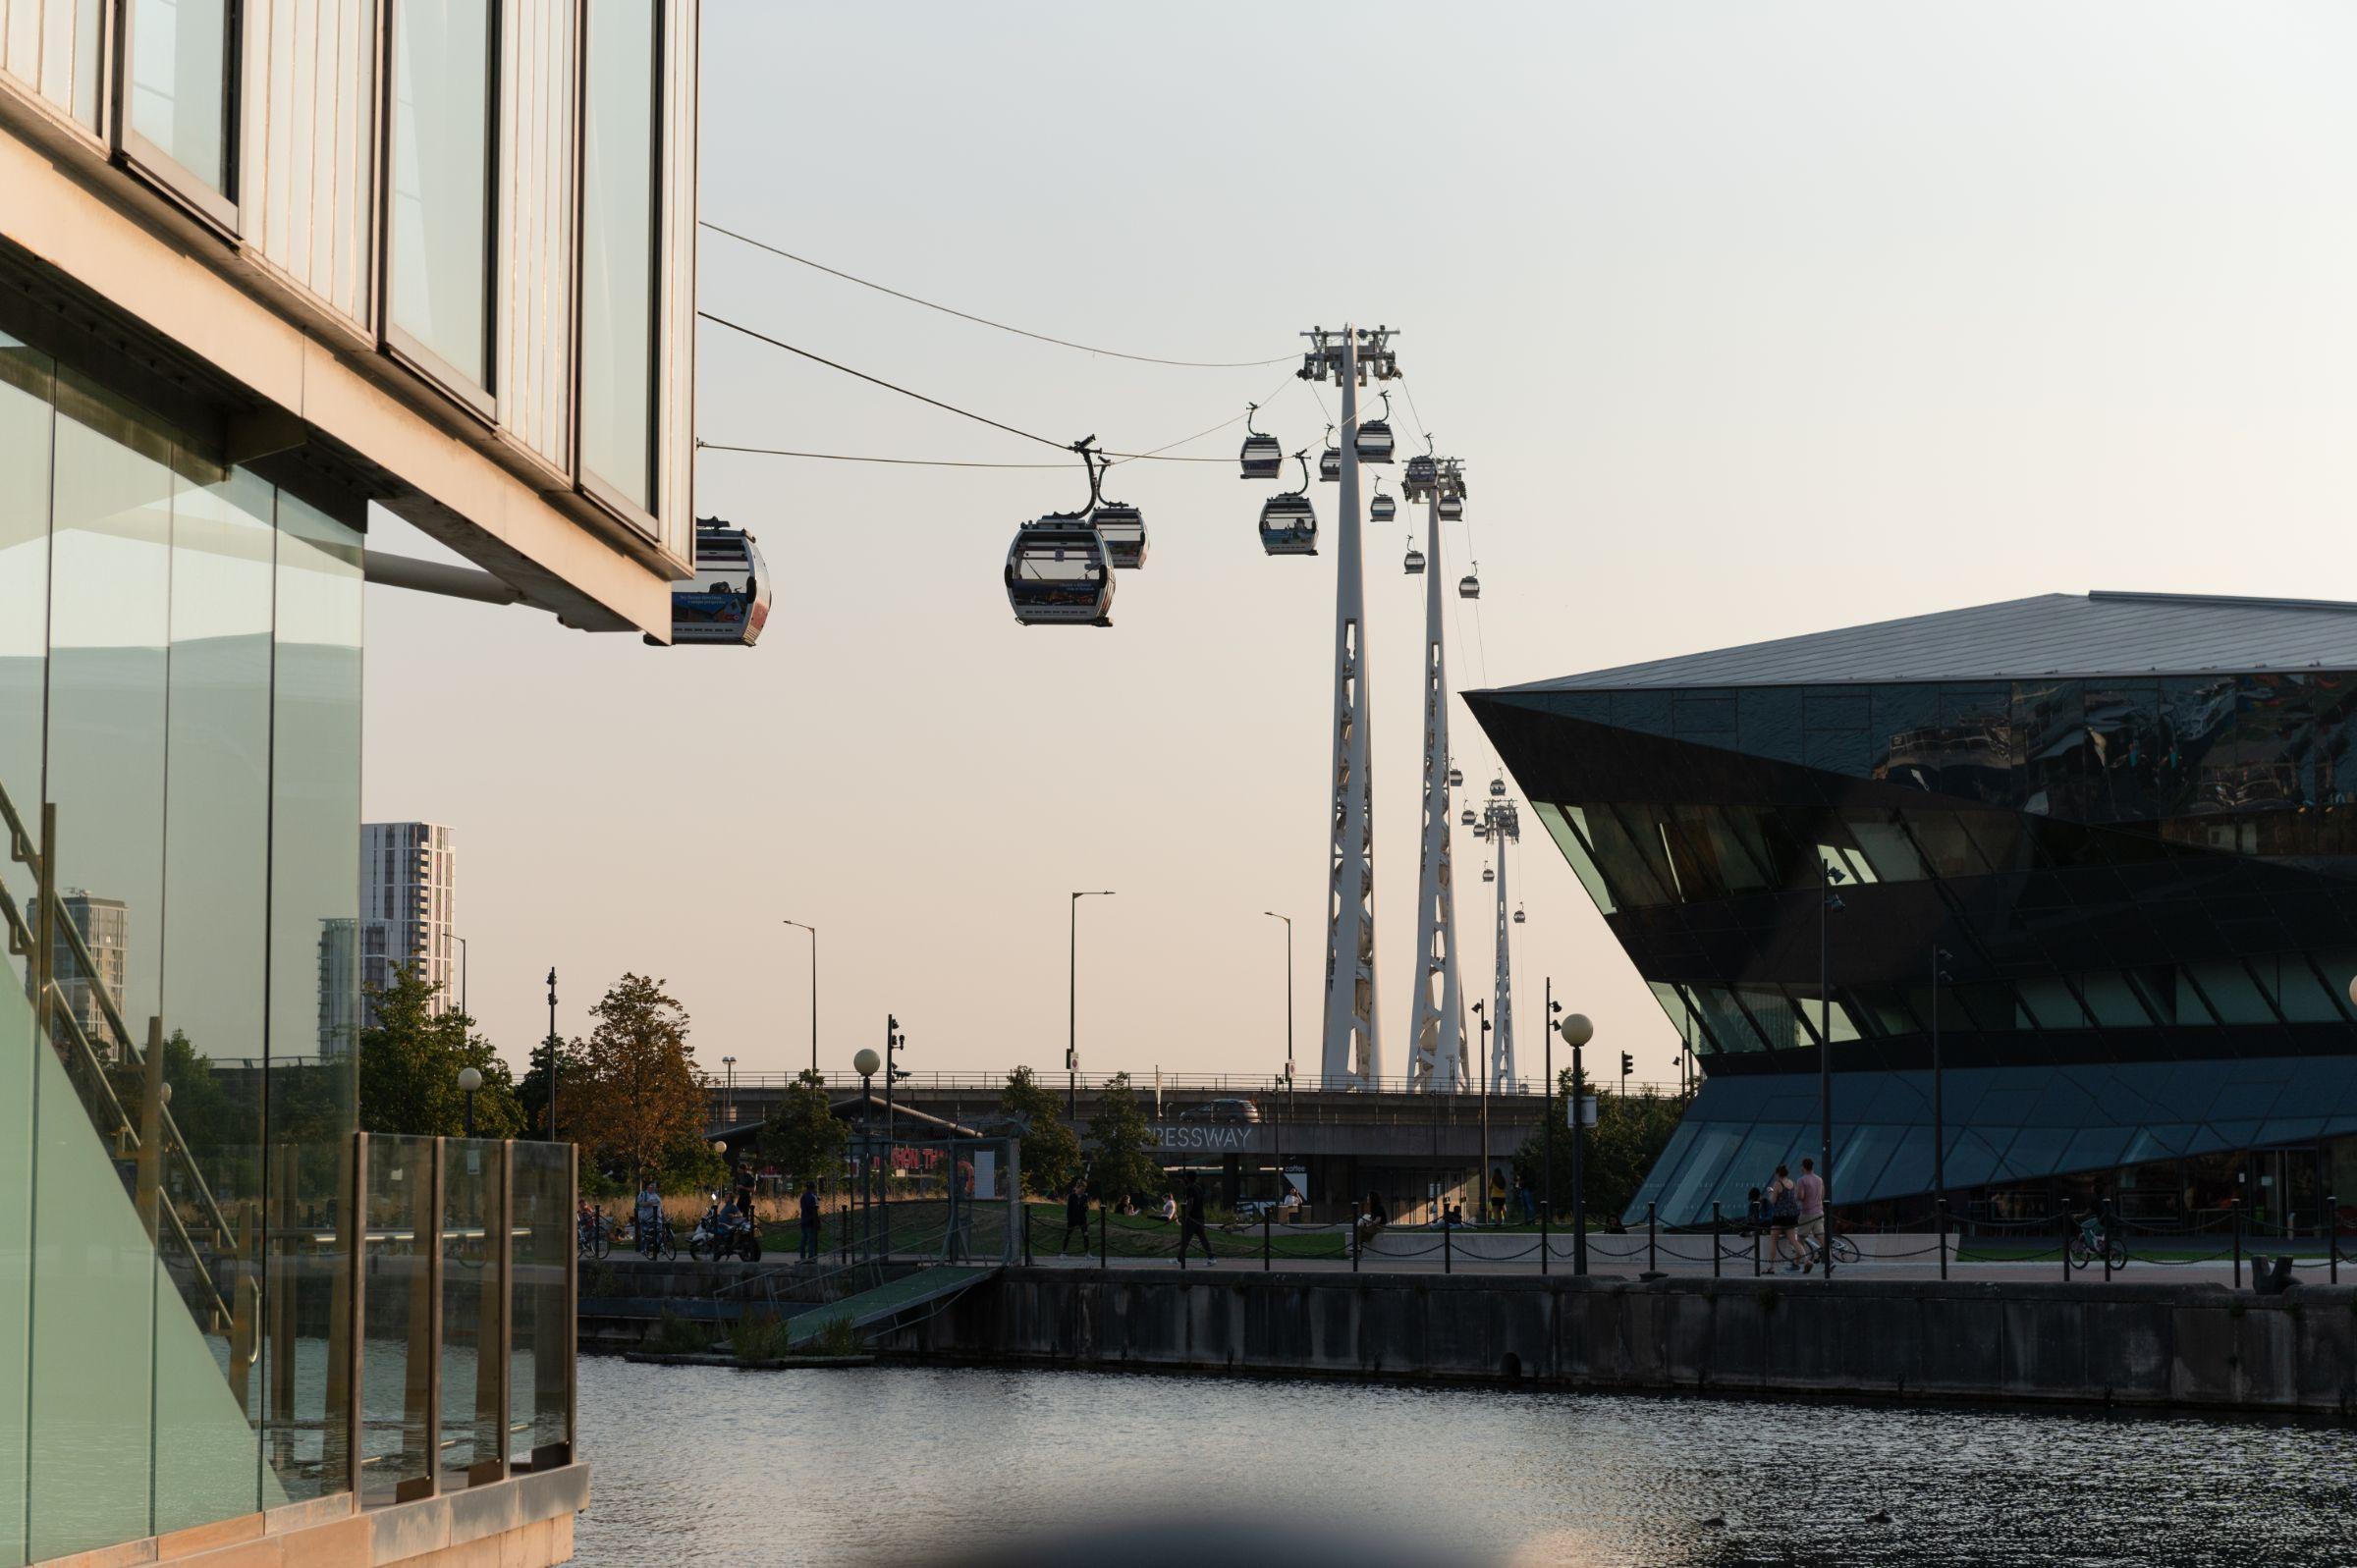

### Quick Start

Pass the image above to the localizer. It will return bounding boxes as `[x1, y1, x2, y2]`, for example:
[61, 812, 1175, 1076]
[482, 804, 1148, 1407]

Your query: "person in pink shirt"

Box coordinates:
[1793, 1157, 1827, 1270]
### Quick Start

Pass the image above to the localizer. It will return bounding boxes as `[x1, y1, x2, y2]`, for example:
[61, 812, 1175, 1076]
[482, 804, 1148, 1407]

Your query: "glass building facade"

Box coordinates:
[1470, 592, 2357, 1233]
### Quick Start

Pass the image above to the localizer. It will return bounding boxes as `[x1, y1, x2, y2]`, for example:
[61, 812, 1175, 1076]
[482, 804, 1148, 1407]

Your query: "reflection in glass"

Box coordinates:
[511, 1142, 573, 1471]
[440, 1142, 498, 1489]
[390, 0, 492, 388]
[580, 0, 660, 511]
[129, 0, 231, 195]
[155, 460, 273, 1530]
[362, 1136, 434, 1506]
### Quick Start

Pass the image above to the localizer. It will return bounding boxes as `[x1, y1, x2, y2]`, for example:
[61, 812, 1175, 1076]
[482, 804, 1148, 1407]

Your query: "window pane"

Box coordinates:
[1534, 803, 1616, 914]
[129, 0, 230, 194]
[580, 0, 658, 511]
[390, 0, 492, 387]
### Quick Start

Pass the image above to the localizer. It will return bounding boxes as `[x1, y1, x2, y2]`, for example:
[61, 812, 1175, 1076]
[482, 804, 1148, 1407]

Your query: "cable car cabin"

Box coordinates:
[1239, 432, 1283, 479]
[1438, 492, 1464, 521]
[1319, 445, 1342, 483]
[1354, 419, 1396, 463]
[1093, 500, 1148, 569]
[1459, 807, 1476, 826]
[1259, 493, 1319, 556]
[1005, 514, 1114, 625]
[1403, 538, 1425, 574]
[1481, 866, 1495, 883]
[661, 521, 772, 646]
[1458, 569, 1481, 600]
[1448, 766, 1463, 788]
[1513, 905, 1526, 925]
[1403, 455, 1439, 500]
[1370, 489, 1397, 524]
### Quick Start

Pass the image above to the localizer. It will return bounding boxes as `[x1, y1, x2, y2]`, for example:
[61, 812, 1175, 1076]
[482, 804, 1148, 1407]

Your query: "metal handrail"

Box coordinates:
[708, 1068, 1691, 1098]
[0, 778, 241, 1322]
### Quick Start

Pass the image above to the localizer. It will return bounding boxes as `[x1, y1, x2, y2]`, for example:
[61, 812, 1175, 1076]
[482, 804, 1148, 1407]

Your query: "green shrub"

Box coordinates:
[643, 1311, 712, 1355]
[812, 1316, 863, 1357]
[730, 1313, 791, 1363]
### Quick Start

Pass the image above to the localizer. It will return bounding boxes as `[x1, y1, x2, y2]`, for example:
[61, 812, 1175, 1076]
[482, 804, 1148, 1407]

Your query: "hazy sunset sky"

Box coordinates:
[363, 1, 2357, 1088]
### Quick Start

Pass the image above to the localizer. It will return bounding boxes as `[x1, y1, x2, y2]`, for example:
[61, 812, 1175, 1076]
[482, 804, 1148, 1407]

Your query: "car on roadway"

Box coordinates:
[1176, 1098, 1262, 1124]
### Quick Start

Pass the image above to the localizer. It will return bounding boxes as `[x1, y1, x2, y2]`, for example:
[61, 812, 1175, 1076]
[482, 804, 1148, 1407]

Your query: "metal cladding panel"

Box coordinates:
[653, 0, 698, 564]
[0, 0, 102, 131]
[244, 0, 376, 327]
[1495, 591, 2357, 692]
[496, 0, 576, 471]
[1630, 1056, 2357, 1226]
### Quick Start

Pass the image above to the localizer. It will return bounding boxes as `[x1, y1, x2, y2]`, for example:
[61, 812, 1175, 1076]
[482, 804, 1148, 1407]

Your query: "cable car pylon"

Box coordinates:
[1305, 323, 1398, 1090]
[1475, 785, 1521, 1095]
[1406, 464, 1466, 1093]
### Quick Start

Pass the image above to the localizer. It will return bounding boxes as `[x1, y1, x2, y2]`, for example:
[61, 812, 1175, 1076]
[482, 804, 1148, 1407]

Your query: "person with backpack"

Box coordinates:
[1060, 1180, 1091, 1256]
[1767, 1164, 1802, 1271]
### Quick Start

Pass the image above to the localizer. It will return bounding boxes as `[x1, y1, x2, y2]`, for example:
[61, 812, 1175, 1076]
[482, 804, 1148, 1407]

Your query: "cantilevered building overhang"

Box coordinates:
[1468, 591, 2357, 1228]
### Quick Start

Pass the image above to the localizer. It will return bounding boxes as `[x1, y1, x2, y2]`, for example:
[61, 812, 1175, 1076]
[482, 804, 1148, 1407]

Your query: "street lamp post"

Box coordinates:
[1932, 944, 1954, 1231]
[1069, 892, 1115, 1119]
[852, 1047, 879, 1255]
[1263, 910, 1293, 1205]
[1545, 980, 1560, 1270]
[723, 1055, 738, 1127]
[1472, 1000, 1491, 1224]
[458, 1064, 482, 1139]
[456, 935, 467, 1020]
[1561, 1012, 1594, 1274]
[545, 967, 559, 1142]
[783, 920, 819, 1079]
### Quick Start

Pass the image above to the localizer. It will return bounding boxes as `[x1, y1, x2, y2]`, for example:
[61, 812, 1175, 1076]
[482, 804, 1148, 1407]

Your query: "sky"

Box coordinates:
[363, 1, 2357, 1092]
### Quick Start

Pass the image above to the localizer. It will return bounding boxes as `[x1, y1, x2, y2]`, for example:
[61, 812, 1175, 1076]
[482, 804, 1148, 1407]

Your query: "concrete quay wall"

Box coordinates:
[885, 1268, 2357, 1415]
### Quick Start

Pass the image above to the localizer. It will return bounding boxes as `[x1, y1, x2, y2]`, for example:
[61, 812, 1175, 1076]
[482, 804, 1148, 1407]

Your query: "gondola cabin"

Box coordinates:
[664, 519, 771, 646]
[1259, 494, 1319, 557]
[1006, 514, 1114, 625]
[1093, 500, 1148, 569]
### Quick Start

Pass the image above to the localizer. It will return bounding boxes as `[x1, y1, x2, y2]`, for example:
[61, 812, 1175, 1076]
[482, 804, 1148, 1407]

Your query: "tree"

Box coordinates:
[1511, 1065, 1684, 1227]
[762, 1068, 848, 1190]
[567, 972, 706, 1186]
[356, 963, 524, 1138]
[1085, 1070, 1163, 1203]
[517, 1032, 579, 1140]
[1000, 1065, 1080, 1196]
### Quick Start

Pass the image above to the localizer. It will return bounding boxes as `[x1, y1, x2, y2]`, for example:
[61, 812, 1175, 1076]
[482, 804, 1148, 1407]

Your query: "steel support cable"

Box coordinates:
[701, 220, 1295, 369]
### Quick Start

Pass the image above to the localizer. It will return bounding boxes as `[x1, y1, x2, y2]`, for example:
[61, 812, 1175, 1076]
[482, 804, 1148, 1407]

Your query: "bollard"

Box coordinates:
[1712, 1202, 1723, 1279]
[2059, 1214, 2071, 1284]
[2233, 1204, 2243, 1290]
[2103, 1223, 2112, 1284]
[2331, 1194, 2340, 1286]
[1351, 1204, 1362, 1273]
[1099, 1203, 1108, 1271]
[1263, 1208, 1271, 1272]
[1022, 1204, 1033, 1268]
[1648, 1203, 1658, 1276]
[1752, 1226, 1761, 1278]
[1937, 1199, 1948, 1282]
[1445, 1215, 1453, 1275]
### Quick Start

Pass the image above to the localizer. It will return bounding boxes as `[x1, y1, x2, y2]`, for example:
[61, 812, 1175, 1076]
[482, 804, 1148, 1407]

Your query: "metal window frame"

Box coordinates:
[568, 0, 663, 538]
[377, 0, 502, 423]
[112, 0, 246, 238]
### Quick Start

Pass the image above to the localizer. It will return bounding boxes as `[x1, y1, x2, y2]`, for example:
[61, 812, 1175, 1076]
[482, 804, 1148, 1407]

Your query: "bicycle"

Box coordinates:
[635, 1213, 679, 1262]
[2066, 1213, 2127, 1272]
[1797, 1228, 1861, 1269]
[576, 1210, 614, 1261]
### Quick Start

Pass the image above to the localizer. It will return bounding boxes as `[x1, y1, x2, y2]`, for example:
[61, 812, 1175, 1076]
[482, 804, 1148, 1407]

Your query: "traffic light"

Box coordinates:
[1619, 1052, 1633, 1080]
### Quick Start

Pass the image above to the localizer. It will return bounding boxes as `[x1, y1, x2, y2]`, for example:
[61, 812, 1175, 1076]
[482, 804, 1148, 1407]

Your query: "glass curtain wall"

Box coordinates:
[0, 330, 361, 1566]
[127, 0, 234, 196]
[388, 0, 494, 393]
[579, 0, 660, 513]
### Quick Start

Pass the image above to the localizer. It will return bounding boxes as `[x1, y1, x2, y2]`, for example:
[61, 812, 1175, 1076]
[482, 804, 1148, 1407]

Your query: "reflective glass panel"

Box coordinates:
[389, 0, 492, 388]
[511, 1141, 572, 1471]
[440, 1140, 498, 1489]
[580, 0, 659, 512]
[129, 0, 231, 194]
[361, 1136, 433, 1506]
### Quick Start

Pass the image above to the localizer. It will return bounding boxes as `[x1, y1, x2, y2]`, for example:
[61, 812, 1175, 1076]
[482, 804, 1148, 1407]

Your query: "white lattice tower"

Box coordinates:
[1312, 324, 1396, 1089]
[1484, 793, 1520, 1094]
[1407, 482, 1466, 1092]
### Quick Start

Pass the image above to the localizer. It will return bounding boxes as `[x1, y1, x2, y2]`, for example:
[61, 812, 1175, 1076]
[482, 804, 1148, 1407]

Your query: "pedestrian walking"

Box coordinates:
[1745, 1185, 1768, 1234]
[1768, 1165, 1801, 1271]
[1794, 1157, 1827, 1270]
[1178, 1172, 1217, 1264]
[1488, 1167, 1507, 1226]
[797, 1179, 821, 1263]
[1060, 1180, 1091, 1255]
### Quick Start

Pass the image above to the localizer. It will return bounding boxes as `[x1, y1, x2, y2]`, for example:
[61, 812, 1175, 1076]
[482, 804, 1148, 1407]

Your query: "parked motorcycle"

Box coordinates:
[688, 1196, 763, 1263]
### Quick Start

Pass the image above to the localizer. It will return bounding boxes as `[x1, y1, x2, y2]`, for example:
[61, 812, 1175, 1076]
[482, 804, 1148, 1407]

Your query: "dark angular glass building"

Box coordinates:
[1467, 590, 2357, 1234]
